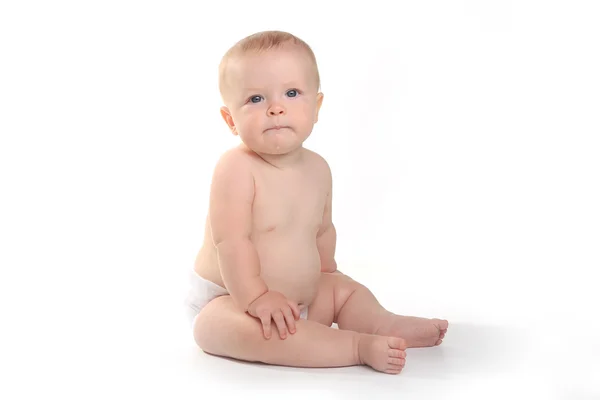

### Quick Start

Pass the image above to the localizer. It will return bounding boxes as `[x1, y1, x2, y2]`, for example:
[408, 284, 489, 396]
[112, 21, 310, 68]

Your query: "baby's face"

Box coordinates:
[221, 47, 323, 156]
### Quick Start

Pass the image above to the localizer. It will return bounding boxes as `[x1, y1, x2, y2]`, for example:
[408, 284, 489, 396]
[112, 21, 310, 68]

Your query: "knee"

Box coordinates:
[330, 273, 365, 306]
[192, 306, 213, 351]
[192, 296, 237, 352]
[192, 296, 260, 356]
[330, 271, 361, 291]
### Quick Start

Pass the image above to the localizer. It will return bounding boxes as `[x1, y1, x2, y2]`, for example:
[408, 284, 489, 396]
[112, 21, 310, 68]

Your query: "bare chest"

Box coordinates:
[252, 170, 326, 234]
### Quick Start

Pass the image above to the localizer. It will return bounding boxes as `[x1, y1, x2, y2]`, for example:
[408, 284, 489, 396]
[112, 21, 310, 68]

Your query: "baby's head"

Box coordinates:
[218, 31, 324, 157]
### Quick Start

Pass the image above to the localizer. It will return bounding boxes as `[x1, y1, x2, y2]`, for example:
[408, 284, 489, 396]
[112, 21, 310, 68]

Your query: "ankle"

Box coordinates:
[372, 311, 395, 336]
[353, 333, 364, 365]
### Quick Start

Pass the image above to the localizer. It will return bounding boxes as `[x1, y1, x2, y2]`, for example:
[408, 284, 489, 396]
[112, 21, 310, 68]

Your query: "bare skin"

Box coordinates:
[192, 145, 448, 373]
[193, 274, 408, 374]
[190, 41, 448, 374]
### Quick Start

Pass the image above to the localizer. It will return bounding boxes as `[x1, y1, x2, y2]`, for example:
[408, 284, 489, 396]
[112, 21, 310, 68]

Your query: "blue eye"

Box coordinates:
[250, 95, 263, 103]
[286, 89, 298, 97]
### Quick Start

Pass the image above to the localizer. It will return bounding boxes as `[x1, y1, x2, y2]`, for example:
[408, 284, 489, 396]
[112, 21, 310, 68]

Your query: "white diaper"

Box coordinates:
[184, 270, 308, 327]
[184, 270, 230, 326]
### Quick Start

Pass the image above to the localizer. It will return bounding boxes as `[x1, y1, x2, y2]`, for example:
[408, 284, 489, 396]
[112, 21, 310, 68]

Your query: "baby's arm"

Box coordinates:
[317, 160, 338, 273]
[209, 151, 269, 311]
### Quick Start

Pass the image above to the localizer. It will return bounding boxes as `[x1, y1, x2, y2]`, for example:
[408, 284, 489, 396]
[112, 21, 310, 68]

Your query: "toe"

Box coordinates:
[388, 357, 405, 366]
[439, 327, 448, 339]
[388, 349, 406, 358]
[436, 319, 449, 330]
[435, 339, 443, 346]
[385, 367, 403, 374]
[388, 337, 407, 350]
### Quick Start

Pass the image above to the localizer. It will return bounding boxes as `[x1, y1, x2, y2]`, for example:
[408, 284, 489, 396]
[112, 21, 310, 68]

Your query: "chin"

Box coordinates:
[266, 147, 297, 156]
[264, 140, 304, 155]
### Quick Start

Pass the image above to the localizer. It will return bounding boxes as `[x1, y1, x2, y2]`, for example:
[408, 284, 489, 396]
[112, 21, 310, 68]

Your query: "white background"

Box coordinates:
[1, 0, 598, 398]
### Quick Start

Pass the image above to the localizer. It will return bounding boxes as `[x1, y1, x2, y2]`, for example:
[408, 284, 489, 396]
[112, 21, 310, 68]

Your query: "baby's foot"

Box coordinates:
[375, 314, 449, 348]
[357, 334, 407, 374]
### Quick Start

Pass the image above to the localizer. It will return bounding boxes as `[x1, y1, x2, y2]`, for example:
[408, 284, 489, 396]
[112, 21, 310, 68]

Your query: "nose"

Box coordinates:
[267, 103, 286, 116]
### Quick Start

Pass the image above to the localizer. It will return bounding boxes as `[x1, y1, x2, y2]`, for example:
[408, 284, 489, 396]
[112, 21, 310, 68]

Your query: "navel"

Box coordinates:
[265, 225, 276, 232]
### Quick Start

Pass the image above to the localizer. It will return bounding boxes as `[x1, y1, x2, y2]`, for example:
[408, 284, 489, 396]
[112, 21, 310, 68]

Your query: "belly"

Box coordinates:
[253, 231, 321, 307]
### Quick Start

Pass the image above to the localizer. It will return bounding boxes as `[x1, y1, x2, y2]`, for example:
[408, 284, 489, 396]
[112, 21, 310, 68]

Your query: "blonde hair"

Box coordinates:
[218, 30, 321, 99]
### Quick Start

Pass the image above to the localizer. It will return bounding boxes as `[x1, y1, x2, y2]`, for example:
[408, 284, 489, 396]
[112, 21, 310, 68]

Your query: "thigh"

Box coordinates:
[307, 271, 360, 327]
[192, 295, 262, 356]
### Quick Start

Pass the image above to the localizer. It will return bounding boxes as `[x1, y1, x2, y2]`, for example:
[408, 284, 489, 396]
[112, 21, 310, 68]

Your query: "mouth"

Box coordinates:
[264, 125, 290, 132]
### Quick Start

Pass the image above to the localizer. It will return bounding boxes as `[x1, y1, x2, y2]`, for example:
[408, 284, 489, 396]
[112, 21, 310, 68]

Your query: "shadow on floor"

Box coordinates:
[189, 322, 534, 386]
[397, 322, 533, 379]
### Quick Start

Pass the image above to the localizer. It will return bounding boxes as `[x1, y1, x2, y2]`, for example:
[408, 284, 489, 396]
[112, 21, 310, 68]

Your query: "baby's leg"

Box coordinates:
[324, 272, 449, 348]
[193, 295, 407, 374]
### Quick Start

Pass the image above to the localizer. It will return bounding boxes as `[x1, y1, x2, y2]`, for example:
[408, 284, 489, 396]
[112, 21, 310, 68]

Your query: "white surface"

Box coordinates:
[1, 0, 599, 398]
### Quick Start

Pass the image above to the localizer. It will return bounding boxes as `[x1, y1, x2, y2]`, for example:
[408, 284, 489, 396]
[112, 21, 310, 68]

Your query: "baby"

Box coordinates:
[186, 30, 448, 374]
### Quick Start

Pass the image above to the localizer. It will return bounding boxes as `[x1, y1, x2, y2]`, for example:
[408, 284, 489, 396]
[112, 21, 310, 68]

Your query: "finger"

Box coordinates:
[288, 301, 301, 320]
[259, 313, 272, 339]
[272, 311, 288, 339]
[282, 307, 296, 334]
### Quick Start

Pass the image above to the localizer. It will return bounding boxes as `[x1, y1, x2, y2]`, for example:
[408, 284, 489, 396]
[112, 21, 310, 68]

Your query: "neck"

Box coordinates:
[245, 144, 305, 169]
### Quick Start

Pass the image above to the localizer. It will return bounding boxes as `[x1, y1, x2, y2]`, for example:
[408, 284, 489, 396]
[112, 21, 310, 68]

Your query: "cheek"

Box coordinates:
[295, 101, 316, 121]
[239, 108, 264, 128]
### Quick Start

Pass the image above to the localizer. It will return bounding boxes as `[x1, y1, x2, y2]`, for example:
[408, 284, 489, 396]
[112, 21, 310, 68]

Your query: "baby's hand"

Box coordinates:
[247, 291, 301, 340]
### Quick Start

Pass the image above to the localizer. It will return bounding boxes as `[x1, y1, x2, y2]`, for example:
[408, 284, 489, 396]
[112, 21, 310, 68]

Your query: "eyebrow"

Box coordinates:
[242, 82, 302, 93]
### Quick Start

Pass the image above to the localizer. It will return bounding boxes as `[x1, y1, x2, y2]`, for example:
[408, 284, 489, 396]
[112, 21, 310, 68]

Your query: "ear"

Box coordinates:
[314, 92, 324, 123]
[220, 106, 238, 135]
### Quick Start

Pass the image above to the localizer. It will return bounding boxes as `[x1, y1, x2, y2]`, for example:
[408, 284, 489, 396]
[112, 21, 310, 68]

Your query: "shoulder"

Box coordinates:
[302, 149, 332, 192]
[213, 145, 256, 173]
[211, 145, 257, 187]
[303, 148, 332, 177]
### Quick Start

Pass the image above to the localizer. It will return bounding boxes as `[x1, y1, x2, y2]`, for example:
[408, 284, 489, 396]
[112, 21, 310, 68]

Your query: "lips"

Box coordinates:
[265, 125, 289, 132]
